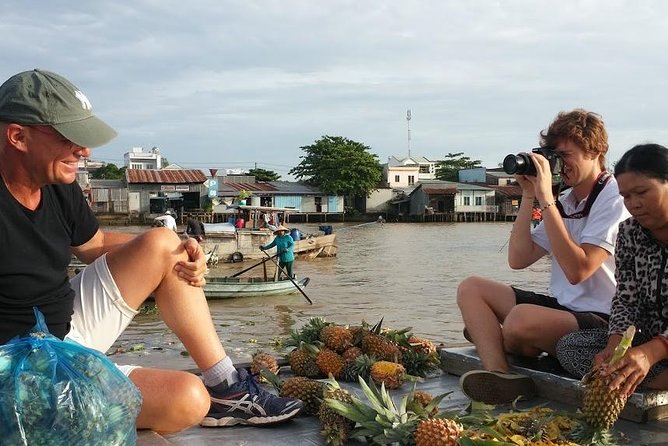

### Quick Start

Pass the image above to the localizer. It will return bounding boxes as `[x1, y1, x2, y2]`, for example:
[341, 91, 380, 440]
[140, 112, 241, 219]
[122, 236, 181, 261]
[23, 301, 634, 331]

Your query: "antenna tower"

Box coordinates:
[406, 109, 412, 158]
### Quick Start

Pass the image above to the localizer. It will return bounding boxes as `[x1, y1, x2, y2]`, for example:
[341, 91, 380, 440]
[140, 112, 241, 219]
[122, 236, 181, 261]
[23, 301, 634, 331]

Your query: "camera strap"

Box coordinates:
[556, 171, 611, 219]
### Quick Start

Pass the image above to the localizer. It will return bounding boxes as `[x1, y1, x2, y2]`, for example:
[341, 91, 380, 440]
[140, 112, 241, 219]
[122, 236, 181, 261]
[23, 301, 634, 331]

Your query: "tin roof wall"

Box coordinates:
[410, 180, 495, 196]
[126, 169, 207, 184]
[488, 184, 525, 197]
[269, 181, 325, 194]
[217, 182, 278, 194]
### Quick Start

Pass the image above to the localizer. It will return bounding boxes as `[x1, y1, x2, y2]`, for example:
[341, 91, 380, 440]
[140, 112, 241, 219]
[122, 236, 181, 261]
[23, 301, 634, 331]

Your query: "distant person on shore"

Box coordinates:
[153, 209, 178, 231]
[0, 69, 301, 434]
[260, 225, 295, 278]
[557, 144, 668, 394]
[531, 206, 542, 228]
[186, 217, 206, 242]
[456, 109, 630, 404]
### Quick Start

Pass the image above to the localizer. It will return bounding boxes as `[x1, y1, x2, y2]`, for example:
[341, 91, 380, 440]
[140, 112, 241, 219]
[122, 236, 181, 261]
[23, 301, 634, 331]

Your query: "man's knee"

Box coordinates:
[457, 275, 497, 309]
[501, 306, 539, 348]
[137, 228, 186, 259]
[457, 276, 482, 304]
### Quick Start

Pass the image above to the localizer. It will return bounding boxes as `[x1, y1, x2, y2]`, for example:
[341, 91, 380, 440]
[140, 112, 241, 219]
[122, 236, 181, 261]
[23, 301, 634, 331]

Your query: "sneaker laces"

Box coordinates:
[238, 369, 274, 404]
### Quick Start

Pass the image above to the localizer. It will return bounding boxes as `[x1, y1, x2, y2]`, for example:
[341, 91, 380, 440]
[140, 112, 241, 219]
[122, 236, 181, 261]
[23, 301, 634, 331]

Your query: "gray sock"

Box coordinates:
[202, 356, 239, 388]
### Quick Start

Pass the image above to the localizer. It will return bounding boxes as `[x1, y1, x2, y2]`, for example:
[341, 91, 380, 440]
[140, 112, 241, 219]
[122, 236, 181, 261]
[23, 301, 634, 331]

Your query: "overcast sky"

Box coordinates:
[3, 1, 668, 179]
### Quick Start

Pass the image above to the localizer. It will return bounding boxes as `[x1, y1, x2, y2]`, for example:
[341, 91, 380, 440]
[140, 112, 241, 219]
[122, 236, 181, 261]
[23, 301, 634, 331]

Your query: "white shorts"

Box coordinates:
[65, 254, 141, 376]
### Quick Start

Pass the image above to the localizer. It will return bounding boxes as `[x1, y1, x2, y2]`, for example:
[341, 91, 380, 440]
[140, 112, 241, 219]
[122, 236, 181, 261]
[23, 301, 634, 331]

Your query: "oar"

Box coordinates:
[230, 255, 277, 278]
[262, 250, 313, 305]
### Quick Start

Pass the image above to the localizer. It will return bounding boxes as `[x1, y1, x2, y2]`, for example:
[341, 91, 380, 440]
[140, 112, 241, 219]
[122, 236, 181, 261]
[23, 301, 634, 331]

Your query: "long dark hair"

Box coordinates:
[614, 143, 668, 181]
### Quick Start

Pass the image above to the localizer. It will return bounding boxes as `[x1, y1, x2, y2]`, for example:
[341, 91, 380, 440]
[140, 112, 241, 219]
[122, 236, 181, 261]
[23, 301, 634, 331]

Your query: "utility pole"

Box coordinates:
[406, 109, 412, 158]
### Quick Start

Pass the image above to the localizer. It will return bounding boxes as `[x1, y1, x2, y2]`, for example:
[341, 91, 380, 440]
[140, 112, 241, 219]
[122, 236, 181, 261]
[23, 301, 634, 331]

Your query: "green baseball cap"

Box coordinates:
[0, 69, 117, 148]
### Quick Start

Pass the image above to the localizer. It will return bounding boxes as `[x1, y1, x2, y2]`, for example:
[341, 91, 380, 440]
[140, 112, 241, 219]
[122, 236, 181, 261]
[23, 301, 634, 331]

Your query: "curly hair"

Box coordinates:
[539, 109, 608, 169]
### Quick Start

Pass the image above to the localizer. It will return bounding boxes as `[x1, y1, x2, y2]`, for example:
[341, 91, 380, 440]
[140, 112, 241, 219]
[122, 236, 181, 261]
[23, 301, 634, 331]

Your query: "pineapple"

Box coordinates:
[414, 418, 462, 446]
[339, 353, 374, 382]
[326, 376, 452, 445]
[362, 331, 402, 361]
[581, 326, 636, 430]
[320, 325, 354, 353]
[288, 345, 320, 378]
[341, 346, 363, 363]
[408, 390, 439, 417]
[370, 360, 407, 389]
[281, 377, 326, 416]
[400, 346, 441, 378]
[316, 348, 345, 379]
[408, 335, 437, 355]
[319, 379, 356, 446]
[261, 369, 326, 416]
[250, 351, 279, 377]
[285, 317, 330, 348]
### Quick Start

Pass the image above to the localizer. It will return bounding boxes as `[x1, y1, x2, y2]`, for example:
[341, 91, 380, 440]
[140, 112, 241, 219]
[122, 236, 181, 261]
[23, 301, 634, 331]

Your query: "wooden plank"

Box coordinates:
[440, 347, 668, 423]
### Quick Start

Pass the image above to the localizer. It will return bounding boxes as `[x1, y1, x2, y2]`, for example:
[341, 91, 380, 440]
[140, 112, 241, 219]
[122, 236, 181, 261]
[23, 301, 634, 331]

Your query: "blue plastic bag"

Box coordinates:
[0, 308, 142, 445]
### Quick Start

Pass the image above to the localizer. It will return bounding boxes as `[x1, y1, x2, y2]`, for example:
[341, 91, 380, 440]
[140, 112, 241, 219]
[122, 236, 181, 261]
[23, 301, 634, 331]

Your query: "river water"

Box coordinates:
[109, 222, 551, 369]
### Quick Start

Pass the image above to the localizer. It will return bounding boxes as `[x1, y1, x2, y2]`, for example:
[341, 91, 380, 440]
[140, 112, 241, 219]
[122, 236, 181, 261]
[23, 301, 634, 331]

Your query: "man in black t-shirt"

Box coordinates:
[0, 70, 301, 434]
[186, 217, 206, 242]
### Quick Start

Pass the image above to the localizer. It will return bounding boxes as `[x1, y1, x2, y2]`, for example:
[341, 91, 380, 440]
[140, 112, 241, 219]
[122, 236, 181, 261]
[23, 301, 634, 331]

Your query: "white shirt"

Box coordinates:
[531, 176, 630, 314]
[154, 214, 178, 231]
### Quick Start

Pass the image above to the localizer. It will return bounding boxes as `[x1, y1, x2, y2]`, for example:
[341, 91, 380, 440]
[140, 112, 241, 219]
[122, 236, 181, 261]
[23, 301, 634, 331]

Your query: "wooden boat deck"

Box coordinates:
[136, 345, 668, 445]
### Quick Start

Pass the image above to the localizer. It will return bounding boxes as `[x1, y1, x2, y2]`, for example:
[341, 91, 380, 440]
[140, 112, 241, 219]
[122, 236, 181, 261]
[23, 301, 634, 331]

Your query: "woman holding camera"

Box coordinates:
[557, 143, 668, 395]
[456, 109, 630, 404]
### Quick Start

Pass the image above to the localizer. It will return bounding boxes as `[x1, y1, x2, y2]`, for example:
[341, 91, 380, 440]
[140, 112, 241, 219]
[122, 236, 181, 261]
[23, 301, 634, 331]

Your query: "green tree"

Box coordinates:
[247, 168, 281, 181]
[435, 152, 482, 181]
[90, 163, 126, 180]
[290, 136, 382, 197]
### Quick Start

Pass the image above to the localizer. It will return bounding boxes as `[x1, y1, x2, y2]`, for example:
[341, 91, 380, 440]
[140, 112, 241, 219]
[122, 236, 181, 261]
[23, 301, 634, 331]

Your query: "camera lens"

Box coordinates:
[503, 154, 524, 174]
[502, 152, 536, 176]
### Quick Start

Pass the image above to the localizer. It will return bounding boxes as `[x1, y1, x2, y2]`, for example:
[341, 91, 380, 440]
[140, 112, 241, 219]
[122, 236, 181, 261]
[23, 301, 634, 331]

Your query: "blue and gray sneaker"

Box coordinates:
[201, 368, 303, 427]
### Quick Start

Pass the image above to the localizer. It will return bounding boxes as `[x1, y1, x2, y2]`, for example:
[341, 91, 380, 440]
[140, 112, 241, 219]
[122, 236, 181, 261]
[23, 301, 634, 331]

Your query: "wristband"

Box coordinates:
[540, 201, 556, 213]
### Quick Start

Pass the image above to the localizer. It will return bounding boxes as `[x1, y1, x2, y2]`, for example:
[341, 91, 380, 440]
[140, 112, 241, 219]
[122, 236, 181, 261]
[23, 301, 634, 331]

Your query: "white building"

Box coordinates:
[124, 146, 164, 170]
[383, 156, 438, 187]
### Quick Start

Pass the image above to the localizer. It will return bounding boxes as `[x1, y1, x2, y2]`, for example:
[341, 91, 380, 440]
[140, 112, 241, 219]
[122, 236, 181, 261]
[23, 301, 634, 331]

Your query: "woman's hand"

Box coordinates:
[601, 345, 652, 396]
[175, 237, 208, 287]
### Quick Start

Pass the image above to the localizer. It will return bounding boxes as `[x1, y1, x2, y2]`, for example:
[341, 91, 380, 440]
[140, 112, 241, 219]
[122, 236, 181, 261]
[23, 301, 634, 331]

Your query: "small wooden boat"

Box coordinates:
[201, 205, 337, 262]
[204, 276, 310, 299]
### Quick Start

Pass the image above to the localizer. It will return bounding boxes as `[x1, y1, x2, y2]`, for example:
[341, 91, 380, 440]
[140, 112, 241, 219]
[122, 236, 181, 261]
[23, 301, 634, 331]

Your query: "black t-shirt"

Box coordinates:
[186, 218, 204, 236]
[0, 180, 99, 344]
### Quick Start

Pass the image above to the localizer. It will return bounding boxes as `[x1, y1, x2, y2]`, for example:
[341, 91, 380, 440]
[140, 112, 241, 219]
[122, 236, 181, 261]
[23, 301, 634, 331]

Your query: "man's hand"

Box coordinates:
[525, 154, 556, 204]
[175, 237, 208, 287]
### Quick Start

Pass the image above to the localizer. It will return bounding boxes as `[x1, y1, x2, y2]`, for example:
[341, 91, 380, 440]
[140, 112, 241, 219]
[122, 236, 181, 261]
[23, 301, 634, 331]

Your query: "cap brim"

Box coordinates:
[53, 115, 117, 148]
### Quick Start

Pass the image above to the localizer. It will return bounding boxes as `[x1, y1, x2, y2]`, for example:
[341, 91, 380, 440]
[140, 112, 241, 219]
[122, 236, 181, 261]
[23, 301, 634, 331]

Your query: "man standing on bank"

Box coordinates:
[456, 109, 630, 404]
[0, 69, 301, 434]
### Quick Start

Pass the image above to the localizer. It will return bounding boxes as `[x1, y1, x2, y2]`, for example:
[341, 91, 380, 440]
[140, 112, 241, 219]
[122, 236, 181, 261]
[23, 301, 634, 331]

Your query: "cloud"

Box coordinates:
[2, 0, 668, 176]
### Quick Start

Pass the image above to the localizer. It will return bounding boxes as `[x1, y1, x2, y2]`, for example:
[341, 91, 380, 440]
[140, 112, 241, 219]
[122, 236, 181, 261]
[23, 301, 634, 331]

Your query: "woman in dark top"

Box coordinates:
[557, 143, 668, 395]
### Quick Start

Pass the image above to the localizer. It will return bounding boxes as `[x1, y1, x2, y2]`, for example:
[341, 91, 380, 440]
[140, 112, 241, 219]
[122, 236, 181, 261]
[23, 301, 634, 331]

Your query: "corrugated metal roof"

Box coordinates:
[423, 187, 457, 194]
[487, 185, 524, 197]
[269, 181, 323, 194]
[126, 169, 207, 184]
[217, 182, 278, 194]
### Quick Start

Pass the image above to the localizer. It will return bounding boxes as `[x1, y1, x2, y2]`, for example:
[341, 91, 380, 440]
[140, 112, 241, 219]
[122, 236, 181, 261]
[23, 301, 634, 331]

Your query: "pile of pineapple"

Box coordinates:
[249, 319, 634, 446]
[282, 317, 441, 389]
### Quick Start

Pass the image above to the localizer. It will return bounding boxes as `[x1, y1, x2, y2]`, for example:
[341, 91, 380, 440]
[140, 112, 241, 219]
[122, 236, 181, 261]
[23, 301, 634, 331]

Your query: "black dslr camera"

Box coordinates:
[502, 147, 562, 176]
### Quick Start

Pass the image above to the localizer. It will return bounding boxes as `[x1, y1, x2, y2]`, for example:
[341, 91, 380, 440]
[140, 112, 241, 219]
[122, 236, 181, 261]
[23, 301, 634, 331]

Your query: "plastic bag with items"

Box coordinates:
[0, 308, 142, 446]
